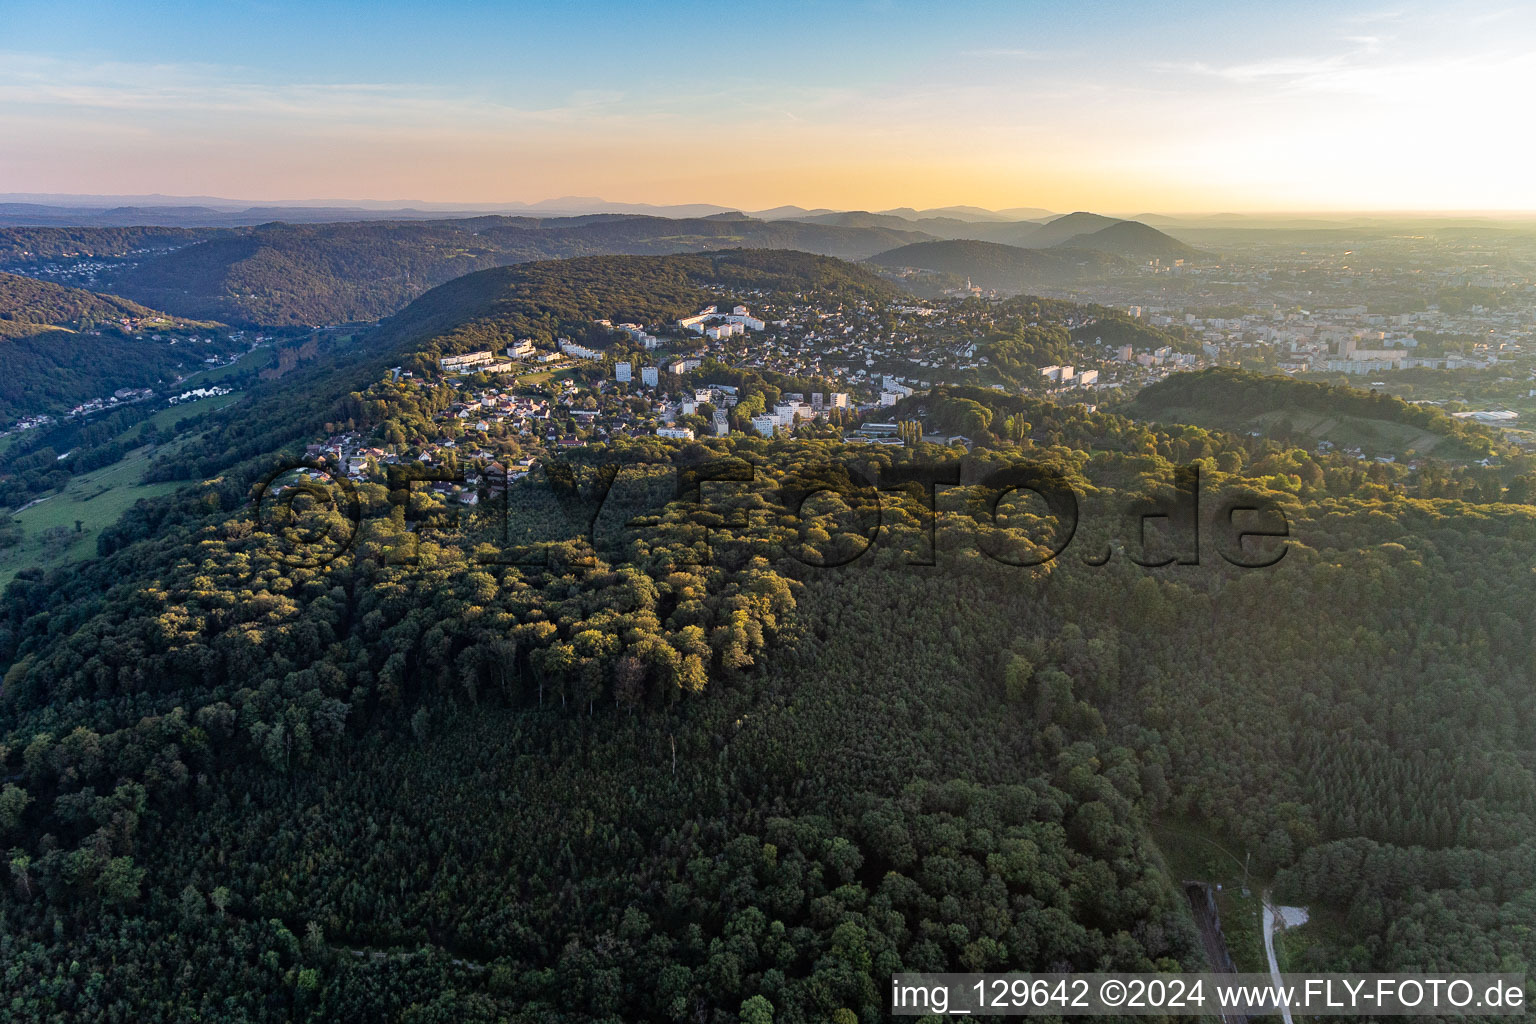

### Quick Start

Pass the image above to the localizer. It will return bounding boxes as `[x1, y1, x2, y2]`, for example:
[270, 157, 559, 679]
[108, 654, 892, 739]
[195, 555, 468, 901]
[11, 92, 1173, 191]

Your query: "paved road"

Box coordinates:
[1263, 890, 1309, 1024]
[1262, 897, 1294, 1024]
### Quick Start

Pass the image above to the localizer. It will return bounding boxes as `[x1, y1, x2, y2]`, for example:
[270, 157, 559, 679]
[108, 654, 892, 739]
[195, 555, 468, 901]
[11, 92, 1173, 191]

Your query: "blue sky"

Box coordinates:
[3, 1, 1534, 211]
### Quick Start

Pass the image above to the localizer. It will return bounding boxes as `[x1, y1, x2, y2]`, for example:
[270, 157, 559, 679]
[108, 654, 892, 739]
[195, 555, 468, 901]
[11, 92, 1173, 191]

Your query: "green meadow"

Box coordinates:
[1, 446, 183, 587]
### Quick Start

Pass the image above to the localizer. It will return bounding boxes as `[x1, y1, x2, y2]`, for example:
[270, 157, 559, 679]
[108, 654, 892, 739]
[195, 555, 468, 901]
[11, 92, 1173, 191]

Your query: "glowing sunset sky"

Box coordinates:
[3, 0, 1534, 212]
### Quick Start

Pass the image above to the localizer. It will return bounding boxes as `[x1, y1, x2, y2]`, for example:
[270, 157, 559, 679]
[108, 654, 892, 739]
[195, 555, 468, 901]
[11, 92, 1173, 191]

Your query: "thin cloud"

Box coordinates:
[963, 48, 1060, 59]
[0, 53, 635, 128]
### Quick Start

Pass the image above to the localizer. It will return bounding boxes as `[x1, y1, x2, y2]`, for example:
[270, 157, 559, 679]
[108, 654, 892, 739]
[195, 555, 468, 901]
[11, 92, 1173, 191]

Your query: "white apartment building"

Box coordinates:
[442, 350, 496, 371]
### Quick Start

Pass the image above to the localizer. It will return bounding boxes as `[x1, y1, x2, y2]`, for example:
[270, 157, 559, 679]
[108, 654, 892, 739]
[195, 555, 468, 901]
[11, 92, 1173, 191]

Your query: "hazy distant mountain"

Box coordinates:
[871, 206, 982, 223]
[0, 193, 1065, 229]
[0, 199, 752, 228]
[865, 238, 1127, 293]
[875, 205, 1053, 223]
[1022, 212, 1126, 247]
[0, 203, 496, 228]
[749, 205, 840, 220]
[789, 211, 927, 231]
[793, 213, 1062, 247]
[495, 196, 742, 218]
[994, 207, 1057, 221]
[864, 213, 1143, 249]
[1057, 220, 1209, 261]
[914, 219, 1050, 245]
[0, 192, 276, 210]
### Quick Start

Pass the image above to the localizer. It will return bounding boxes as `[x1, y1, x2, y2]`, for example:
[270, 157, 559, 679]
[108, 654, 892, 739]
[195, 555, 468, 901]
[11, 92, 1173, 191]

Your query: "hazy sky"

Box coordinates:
[3, 0, 1533, 212]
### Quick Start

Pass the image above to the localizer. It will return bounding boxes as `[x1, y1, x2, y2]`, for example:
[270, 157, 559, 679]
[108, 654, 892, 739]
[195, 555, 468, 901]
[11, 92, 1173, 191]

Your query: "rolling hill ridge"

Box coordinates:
[93, 215, 927, 325]
[2, 209, 1205, 327]
[865, 238, 1129, 292]
[1129, 368, 1495, 459]
[1060, 219, 1210, 261]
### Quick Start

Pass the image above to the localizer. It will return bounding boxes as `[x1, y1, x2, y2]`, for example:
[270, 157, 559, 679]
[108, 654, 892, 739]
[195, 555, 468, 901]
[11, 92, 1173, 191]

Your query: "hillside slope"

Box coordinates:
[1129, 368, 1495, 459]
[0, 225, 210, 265]
[4, 213, 1200, 326]
[0, 273, 232, 423]
[1059, 219, 1209, 261]
[1025, 211, 1125, 246]
[849, 211, 1205, 255]
[865, 238, 1127, 292]
[0, 271, 165, 332]
[133, 249, 901, 482]
[376, 248, 904, 363]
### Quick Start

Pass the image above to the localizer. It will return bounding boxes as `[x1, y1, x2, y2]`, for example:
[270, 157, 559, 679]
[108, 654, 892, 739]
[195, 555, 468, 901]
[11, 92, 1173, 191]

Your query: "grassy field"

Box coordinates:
[0, 445, 183, 588]
[510, 365, 582, 389]
[143, 389, 244, 432]
[175, 344, 275, 386]
[1248, 408, 1454, 454]
[0, 381, 249, 587]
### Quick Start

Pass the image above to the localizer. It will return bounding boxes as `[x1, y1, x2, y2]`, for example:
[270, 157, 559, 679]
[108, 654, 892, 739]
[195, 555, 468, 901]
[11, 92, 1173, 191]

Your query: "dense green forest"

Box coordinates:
[0, 253, 1531, 1020]
[0, 272, 164, 331]
[0, 226, 210, 264]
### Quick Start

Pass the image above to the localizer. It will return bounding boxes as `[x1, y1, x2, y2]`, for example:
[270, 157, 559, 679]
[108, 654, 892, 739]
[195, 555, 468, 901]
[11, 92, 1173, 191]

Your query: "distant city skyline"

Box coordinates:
[3, 0, 1534, 212]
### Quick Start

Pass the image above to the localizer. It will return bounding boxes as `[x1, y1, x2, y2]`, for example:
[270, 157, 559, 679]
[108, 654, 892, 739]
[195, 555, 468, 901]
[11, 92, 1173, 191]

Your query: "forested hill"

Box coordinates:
[384, 249, 901, 360]
[2, 214, 1203, 326]
[1019, 211, 1124, 246]
[104, 222, 509, 326]
[865, 239, 1127, 292]
[37, 216, 926, 326]
[0, 272, 163, 336]
[863, 217, 1205, 294]
[0, 273, 230, 422]
[1058, 219, 1209, 262]
[0, 225, 210, 264]
[1129, 367, 1498, 460]
[1, 252, 1532, 1019]
[4, 380, 1535, 1017]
